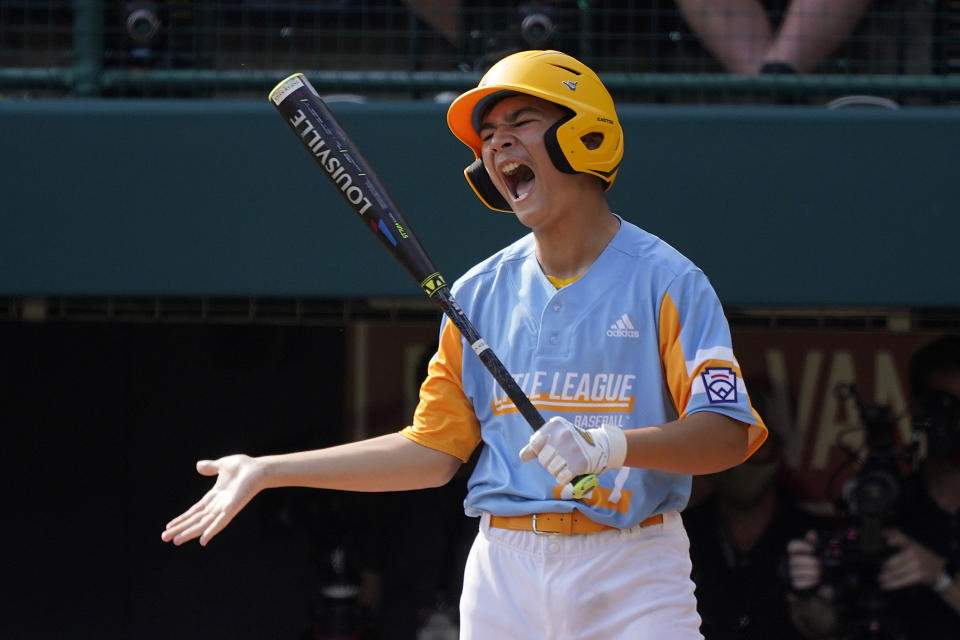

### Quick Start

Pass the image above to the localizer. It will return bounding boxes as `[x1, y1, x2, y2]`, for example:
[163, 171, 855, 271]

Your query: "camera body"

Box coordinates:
[815, 384, 916, 638]
[818, 462, 901, 597]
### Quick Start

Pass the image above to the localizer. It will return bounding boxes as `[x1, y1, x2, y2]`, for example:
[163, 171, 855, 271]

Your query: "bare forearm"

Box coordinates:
[162, 433, 462, 547]
[259, 432, 462, 492]
[622, 411, 750, 474]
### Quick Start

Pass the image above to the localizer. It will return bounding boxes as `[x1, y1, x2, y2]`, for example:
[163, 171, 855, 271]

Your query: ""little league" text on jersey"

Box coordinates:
[491, 371, 637, 416]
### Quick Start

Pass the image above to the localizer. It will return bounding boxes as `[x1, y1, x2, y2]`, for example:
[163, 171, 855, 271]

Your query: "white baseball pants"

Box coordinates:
[459, 511, 703, 639]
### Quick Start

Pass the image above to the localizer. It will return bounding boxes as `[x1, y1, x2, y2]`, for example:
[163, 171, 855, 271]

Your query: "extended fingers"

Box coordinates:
[161, 504, 236, 547]
[162, 462, 222, 543]
[163, 493, 211, 531]
[171, 510, 219, 546]
[161, 455, 256, 547]
[162, 490, 218, 544]
[200, 511, 230, 546]
[162, 511, 205, 544]
[165, 497, 236, 546]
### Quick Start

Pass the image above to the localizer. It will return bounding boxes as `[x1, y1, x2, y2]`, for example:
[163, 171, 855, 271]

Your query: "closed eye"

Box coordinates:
[481, 120, 534, 143]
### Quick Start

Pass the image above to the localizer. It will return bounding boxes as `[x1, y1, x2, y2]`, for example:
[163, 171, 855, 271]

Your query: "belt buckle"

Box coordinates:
[531, 513, 561, 536]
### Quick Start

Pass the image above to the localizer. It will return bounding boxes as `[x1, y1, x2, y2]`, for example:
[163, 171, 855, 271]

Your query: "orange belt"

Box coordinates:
[490, 512, 663, 536]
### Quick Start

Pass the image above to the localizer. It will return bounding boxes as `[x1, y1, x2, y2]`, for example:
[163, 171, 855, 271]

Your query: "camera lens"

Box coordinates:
[126, 7, 161, 44]
[520, 13, 555, 48]
[853, 470, 899, 516]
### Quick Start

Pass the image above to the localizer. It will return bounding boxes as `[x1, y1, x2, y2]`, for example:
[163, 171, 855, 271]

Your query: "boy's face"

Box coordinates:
[477, 94, 574, 224]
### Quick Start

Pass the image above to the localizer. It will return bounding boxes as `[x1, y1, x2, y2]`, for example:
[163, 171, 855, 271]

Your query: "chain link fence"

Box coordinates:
[0, 1, 957, 103]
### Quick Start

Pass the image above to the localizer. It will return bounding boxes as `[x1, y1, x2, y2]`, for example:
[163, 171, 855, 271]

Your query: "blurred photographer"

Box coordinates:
[786, 335, 960, 639]
[685, 420, 817, 639]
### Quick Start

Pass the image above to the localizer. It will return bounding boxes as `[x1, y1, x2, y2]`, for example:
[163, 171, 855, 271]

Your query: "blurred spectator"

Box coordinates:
[675, 0, 871, 74]
[683, 404, 817, 639]
[402, 0, 458, 44]
[786, 335, 960, 639]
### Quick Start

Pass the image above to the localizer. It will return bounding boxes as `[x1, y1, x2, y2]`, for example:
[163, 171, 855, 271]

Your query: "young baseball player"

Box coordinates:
[163, 50, 767, 639]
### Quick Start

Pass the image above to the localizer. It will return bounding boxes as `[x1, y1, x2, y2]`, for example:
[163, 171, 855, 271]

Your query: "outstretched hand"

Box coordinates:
[161, 454, 265, 547]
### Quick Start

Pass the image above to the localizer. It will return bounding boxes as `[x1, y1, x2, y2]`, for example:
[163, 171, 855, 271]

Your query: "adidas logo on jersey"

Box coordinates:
[606, 313, 640, 338]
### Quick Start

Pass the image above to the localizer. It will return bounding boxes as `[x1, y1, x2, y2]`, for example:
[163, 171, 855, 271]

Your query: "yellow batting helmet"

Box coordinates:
[447, 50, 623, 212]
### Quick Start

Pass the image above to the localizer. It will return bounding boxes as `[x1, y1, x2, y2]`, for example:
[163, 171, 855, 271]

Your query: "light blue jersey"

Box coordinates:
[405, 217, 765, 528]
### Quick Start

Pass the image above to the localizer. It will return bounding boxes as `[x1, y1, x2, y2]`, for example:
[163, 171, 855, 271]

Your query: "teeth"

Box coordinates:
[501, 161, 520, 175]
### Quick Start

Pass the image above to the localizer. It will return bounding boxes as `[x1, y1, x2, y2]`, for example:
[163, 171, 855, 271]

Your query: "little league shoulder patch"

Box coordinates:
[700, 367, 738, 404]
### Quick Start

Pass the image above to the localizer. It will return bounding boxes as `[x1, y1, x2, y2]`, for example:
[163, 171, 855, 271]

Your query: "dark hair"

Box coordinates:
[908, 335, 960, 401]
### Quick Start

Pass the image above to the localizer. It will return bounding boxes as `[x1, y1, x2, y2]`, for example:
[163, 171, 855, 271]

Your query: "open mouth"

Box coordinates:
[500, 161, 536, 202]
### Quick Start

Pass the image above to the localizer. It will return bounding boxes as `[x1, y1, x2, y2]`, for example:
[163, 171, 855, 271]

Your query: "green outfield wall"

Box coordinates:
[0, 100, 956, 307]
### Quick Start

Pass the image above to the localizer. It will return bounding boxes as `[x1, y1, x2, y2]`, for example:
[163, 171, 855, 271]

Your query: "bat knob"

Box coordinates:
[570, 474, 599, 499]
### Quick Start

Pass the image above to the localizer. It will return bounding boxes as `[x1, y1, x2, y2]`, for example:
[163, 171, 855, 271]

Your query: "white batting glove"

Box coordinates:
[519, 416, 628, 486]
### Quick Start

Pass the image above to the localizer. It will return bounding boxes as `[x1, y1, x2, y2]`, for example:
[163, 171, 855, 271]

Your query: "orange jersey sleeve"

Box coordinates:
[400, 319, 482, 462]
[659, 290, 767, 461]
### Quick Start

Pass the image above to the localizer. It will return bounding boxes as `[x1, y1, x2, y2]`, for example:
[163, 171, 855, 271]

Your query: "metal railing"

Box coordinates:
[1, 1, 957, 103]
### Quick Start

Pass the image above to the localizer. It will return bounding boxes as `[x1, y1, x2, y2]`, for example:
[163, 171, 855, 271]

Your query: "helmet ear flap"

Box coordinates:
[464, 158, 512, 213]
[543, 113, 577, 175]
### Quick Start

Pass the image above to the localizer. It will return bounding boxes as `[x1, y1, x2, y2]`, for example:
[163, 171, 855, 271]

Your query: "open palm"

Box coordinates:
[161, 454, 264, 546]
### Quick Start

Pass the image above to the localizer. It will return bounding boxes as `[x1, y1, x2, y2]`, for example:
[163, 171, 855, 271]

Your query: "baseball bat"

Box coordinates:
[268, 73, 598, 499]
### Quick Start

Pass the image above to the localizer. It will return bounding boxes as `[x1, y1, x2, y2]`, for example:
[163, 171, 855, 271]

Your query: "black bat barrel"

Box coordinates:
[269, 73, 443, 297]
